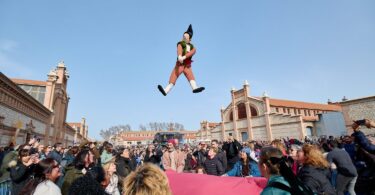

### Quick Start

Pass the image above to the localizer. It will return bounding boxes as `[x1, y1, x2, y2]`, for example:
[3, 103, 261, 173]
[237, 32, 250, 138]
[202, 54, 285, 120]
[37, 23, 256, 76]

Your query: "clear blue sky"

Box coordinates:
[1, 1, 374, 140]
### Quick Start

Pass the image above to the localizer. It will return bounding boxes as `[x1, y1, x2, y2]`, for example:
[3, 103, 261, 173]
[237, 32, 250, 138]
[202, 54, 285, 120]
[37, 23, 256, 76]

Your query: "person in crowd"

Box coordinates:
[68, 166, 108, 195]
[203, 147, 224, 176]
[162, 139, 186, 173]
[211, 139, 227, 170]
[62, 149, 95, 195]
[20, 158, 61, 195]
[144, 144, 161, 165]
[258, 147, 292, 195]
[223, 147, 261, 177]
[287, 144, 301, 175]
[297, 144, 336, 195]
[61, 146, 80, 168]
[196, 165, 205, 174]
[193, 141, 208, 167]
[351, 119, 375, 154]
[48, 143, 63, 164]
[37, 144, 45, 160]
[115, 147, 136, 180]
[101, 143, 114, 166]
[0, 144, 17, 183]
[271, 139, 287, 156]
[10, 148, 39, 195]
[327, 140, 357, 195]
[259, 147, 314, 195]
[183, 145, 196, 172]
[123, 163, 172, 195]
[102, 158, 120, 195]
[222, 136, 242, 171]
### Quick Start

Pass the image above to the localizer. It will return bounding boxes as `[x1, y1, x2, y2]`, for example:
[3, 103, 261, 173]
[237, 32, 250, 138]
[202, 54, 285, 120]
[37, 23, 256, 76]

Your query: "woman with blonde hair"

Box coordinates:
[102, 158, 120, 195]
[297, 144, 336, 195]
[123, 163, 172, 195]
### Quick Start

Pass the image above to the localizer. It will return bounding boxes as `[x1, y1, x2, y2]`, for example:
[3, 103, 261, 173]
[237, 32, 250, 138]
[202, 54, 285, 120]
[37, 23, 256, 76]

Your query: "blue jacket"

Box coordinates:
[226, 160, 261, 177]
[352, 130, 375, 153]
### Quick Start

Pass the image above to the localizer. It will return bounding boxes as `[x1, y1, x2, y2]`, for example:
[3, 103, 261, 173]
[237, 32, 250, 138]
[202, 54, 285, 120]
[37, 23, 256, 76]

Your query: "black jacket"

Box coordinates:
[222, 140, 242, 160]
[144, 151, 162, 165]
[193, 149, 208, 167]
[10, 161, 35, 195]
[216, 149, 228, 170]
[298, 165, 336, 195]
[203, 157, 224, 176]
[115, 156, 136, 178]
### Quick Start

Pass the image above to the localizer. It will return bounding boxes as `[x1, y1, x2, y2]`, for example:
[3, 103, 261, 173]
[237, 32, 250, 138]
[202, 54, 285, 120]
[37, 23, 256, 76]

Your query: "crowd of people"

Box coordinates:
[0, 119, 373, 195]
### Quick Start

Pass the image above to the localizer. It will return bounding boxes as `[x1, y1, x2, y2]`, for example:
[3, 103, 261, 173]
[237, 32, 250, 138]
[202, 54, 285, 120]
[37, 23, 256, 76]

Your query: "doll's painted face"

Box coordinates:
[183, 33, 191, 43]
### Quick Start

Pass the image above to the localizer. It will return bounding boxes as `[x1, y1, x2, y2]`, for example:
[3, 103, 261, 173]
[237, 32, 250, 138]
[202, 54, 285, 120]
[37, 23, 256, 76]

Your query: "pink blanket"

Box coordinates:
[166, 171, 267, 195]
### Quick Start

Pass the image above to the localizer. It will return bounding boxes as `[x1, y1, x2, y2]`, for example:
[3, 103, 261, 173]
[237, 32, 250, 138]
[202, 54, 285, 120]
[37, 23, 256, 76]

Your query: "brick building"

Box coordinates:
[197, 81, 345, 142]
[0, 61, 89, 147]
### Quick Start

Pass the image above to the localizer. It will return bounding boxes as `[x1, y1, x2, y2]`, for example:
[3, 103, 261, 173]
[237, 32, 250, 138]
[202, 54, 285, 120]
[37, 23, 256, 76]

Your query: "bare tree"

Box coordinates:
[139, 124, 147, 131]
[99, 124, 132, 140]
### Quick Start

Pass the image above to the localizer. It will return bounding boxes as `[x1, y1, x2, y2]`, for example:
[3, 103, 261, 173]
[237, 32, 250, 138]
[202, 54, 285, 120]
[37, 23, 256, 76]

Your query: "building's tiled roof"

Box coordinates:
[11, 78, 47, 86]
[67, 123, 82, 128]
[269, 98, 342, 111]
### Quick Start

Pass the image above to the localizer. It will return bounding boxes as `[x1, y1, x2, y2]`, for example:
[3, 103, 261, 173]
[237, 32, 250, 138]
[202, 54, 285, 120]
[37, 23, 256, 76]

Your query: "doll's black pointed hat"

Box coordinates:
[185, 24, 193, 39]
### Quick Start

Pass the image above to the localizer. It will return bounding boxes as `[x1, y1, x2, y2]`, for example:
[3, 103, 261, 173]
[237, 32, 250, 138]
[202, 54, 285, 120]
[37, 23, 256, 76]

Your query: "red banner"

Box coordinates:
[166, 171, 267, 195]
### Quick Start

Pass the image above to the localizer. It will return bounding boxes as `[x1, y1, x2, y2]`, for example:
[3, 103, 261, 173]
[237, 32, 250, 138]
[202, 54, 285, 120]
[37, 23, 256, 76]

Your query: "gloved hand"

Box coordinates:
[178, 55, 186, 63]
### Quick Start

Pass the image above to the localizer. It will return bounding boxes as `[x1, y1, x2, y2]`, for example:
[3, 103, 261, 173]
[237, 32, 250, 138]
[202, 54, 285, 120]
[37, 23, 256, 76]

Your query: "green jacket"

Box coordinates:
[261, 175, 291, 195]
[0, 151, 17, 182]
[61, 165, 84, 195]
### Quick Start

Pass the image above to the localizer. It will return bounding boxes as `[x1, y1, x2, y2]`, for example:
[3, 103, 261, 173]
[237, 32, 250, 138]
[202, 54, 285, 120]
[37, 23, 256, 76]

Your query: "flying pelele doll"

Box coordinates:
[158, 24, 205, 96]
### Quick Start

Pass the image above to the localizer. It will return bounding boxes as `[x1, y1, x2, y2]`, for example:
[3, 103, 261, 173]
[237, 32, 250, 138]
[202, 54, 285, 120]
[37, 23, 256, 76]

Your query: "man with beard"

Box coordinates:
[162, 139, 186, 173]
[211, 139, 227, 170]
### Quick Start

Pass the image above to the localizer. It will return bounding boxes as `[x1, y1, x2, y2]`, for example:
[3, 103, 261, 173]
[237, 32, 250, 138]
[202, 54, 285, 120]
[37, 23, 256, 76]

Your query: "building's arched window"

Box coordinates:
[250, 106, 258, 116]
[229, 111, 233, 121]
[237, 103, 247, 119]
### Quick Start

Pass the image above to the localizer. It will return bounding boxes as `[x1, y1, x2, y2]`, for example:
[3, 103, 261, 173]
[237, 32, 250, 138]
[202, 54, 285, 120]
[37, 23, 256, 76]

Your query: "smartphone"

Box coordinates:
[355, 119, 366, 125]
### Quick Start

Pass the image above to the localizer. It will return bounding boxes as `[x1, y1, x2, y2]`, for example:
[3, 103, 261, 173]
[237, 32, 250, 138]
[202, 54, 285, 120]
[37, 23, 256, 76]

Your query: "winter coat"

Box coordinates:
[261, 175, 291, 195]
[61, 165, 85, 195]
[222, 140, 243, 160]
[226, 160, 261, 177]
[298, 165, 336, 195]
[193, 149, 207, 167]
[0, 150, 17, 182]
[10, 161, 35, 195]
[352, 130, 375, 153]
[203, 156, 225, 176]
[216, 149, 228, 170]
[144, 151, 161, 165]
[48, 150, 63, 164]
[115, 156, 135, 178]
[162, 150, 186, 173]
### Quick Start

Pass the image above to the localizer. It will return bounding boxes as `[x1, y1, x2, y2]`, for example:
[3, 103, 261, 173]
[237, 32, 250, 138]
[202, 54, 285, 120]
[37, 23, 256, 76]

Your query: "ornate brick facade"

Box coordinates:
[0, 61, 89, 147]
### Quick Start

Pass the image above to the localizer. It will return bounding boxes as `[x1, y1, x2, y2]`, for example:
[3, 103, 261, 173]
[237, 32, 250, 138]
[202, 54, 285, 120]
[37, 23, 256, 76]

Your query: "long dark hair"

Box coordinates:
[240, 153, 254, 176]
[73, 149, 93, 170]
[20, 158, 56, 195]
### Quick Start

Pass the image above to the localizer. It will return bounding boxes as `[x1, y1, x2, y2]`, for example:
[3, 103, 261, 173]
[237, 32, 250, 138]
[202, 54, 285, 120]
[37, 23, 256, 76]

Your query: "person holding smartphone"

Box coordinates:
[351, 119, 375, 154]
